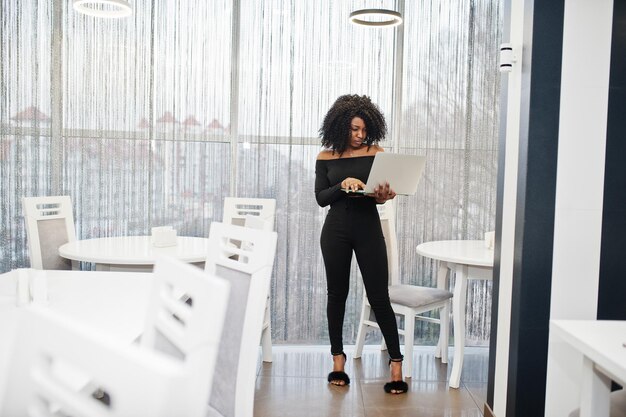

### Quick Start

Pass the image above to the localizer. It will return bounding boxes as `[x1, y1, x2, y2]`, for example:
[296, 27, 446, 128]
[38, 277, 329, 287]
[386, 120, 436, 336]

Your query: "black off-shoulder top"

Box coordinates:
[314, 156, 375, 207]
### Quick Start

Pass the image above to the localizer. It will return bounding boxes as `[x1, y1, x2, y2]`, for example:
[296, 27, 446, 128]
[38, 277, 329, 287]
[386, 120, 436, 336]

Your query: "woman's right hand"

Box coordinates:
[341, 177, 365, 192]
[372, 182, 396, 203]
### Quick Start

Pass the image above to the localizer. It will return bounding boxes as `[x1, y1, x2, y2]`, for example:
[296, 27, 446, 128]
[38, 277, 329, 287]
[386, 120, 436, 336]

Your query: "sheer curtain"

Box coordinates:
[236, 0, 396, 344]
[397, 0, 501, 344]
[60, 0, 232, 242]
[0, 0, 501, 346]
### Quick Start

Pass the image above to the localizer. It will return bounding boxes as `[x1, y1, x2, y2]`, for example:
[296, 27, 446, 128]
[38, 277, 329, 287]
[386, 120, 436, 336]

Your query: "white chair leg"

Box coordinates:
[580, 355, 611, 417]
[403, 313, 415, 378]
[434, 261, 450, 359]
[261, 326, 272, 363]
[440, 301, 450, 364]
[434, 318, 442, 359]
[449, 267, 468, 389]
[261, 299, 272, 362]
[354, 301, 370, 358]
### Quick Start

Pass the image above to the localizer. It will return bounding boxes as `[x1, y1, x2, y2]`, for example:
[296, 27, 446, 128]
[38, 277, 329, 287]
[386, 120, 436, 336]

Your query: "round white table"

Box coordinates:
[416, 240, 494, 388]
[59, 236, 209, 272]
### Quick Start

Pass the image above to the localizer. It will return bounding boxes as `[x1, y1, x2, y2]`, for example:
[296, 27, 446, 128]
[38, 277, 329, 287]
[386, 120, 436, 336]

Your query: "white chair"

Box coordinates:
[354, 200, 453, 378]
[141, 256, 230, 416]
[222, 197, 276, 363]
[222, 197, 276, 229]
[204, 221, 278, 417]
[22, 196, 77, 270]
[0, 305, 192, 417]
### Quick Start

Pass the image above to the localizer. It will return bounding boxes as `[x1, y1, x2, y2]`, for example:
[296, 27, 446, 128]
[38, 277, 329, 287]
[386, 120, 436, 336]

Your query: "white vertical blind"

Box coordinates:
[0, 0, 501, 346]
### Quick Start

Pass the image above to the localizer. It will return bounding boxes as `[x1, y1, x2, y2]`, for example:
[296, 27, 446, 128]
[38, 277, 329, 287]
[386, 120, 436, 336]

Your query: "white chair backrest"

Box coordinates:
[204, 222, 277, 417]
[0, 305, 190, 417]
[205, 221, 277, 276]
[223, 197, 276, 231]
[377, 200, 400, 285]
[243, 214, 273, 231]
[141, 256, 230, 410]
[22, 196, 76, 270]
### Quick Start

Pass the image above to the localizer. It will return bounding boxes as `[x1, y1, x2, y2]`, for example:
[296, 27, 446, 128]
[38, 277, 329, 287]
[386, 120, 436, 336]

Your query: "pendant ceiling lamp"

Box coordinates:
[349, 9, 403, 27]
[73, 0, 132, 18]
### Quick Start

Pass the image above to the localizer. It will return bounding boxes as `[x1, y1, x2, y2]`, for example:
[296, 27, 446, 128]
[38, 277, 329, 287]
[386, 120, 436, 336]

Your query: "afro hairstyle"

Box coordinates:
[319, 94, 387, 155]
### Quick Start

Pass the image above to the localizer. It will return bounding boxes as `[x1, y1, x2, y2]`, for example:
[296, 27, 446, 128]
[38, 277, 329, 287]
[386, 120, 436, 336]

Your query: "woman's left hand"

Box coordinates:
[371, 182, 396, 203]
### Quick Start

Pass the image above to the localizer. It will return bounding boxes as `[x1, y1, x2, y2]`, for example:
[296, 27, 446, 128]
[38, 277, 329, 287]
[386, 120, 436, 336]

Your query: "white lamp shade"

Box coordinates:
[349, 9, 403, 27]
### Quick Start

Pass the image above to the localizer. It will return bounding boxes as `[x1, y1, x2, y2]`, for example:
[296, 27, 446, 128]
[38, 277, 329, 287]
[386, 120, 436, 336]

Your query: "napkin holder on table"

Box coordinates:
[484, 231, 495, 250]
[151, 226, 178, 247]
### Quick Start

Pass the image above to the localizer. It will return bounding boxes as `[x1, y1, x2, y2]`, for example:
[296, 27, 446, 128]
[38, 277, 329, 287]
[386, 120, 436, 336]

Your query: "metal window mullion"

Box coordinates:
[229, 0, 241, 197]
[50, 0, 63, 195]
[390, 0, 406, 154]
[461, 0, 476, 238]
[390, 0, 406, 231]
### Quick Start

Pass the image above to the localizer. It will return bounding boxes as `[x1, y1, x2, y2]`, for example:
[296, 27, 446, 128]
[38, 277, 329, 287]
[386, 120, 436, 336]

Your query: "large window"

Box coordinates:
[0, 0, 501, 346]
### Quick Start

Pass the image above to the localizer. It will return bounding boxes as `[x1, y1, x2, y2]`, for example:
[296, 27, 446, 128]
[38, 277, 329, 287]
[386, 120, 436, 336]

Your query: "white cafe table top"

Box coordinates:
[415, 240, 494, 267]
[550, 320, 626, 385]
[0, 270, 153, 393]
[59, 236, 209, 265]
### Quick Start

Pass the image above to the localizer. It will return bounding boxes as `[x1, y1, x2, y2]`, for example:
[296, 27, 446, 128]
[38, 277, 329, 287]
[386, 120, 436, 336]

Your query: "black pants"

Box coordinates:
[320, 197, 402, 360]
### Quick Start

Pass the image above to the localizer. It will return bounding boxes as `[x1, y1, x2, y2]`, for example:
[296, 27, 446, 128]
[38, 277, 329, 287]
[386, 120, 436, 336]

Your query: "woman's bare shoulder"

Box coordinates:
[317, 150, 338, 160]
[369, 145, 385, 154]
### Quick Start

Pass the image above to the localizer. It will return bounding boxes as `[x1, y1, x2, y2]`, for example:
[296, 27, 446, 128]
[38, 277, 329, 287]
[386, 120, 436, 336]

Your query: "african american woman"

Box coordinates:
[315, 94, 408, 394]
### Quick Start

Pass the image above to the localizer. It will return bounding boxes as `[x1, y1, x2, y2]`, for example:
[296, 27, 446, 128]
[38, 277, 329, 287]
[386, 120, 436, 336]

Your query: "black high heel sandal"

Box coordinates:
[327, 352, 350, 386]
[384, 357, 408, 394]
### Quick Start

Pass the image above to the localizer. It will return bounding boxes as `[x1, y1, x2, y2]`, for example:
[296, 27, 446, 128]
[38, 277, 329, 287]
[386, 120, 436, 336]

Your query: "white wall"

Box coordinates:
[544, 0, 613, 415]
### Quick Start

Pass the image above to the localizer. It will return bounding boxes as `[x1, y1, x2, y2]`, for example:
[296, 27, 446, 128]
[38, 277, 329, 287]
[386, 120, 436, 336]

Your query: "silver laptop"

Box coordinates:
[343, 152, 426, 196]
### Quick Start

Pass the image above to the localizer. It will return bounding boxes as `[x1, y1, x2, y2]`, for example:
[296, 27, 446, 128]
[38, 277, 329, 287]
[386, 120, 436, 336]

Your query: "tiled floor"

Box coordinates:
[254, 345, 489, 417]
